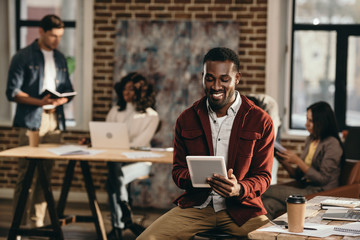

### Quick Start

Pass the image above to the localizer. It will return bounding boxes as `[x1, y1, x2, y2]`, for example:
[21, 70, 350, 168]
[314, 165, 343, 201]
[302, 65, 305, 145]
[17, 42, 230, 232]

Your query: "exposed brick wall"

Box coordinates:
[93, 0, 269, 121]
[0, 0, 305, 194]
[0, 127, 21, 189]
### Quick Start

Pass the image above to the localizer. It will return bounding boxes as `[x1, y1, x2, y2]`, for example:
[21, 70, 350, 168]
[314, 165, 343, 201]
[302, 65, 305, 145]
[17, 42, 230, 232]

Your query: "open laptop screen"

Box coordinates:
[89, 121, 130, 149]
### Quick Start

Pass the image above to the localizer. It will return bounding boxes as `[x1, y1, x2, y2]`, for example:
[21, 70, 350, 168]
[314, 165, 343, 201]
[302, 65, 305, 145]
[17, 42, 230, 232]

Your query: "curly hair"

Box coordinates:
[114, 72, 156, 113]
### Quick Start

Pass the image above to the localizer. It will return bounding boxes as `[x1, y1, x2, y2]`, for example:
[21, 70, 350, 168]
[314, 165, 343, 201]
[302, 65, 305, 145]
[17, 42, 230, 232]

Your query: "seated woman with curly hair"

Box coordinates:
[106, 72, 159, 239]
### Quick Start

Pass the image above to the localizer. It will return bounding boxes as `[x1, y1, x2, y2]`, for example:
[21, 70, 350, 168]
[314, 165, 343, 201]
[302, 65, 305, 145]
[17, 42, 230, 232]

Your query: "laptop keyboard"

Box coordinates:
[345, 211, 360, 219]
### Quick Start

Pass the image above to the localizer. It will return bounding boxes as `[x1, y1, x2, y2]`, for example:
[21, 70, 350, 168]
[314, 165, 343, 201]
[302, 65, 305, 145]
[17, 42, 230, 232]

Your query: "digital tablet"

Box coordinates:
[274, 141, 286, 153]
[186, 156, 227, 188]
[274, 142, 287, 159]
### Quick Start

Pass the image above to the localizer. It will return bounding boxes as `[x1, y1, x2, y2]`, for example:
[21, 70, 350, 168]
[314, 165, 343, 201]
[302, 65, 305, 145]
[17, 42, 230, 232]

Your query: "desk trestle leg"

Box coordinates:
[8, 160, 36, 240]
[57, 160, 76, 218]
[8, 159, 64, 240]
[37, 160, 64, 240]
[81, 161, 108, 240]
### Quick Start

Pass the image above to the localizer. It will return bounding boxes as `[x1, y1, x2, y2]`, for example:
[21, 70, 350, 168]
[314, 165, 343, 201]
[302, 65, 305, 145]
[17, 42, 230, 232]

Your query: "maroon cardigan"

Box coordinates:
[172, 95, 274, 226]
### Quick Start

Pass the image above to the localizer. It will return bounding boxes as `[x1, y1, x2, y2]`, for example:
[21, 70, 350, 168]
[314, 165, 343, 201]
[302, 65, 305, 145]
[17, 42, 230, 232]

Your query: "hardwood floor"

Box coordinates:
[0, 198, 167, 240]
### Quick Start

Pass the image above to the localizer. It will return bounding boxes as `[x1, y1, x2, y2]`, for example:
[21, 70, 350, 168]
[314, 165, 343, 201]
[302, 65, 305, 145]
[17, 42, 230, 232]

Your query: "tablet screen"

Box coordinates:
[186, 156, 227, 188]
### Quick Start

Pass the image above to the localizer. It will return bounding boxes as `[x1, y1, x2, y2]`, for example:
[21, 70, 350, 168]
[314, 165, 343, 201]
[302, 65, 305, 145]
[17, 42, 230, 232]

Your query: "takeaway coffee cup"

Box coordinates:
[286, 195, 306, 233]
[27, 130, 40, 147]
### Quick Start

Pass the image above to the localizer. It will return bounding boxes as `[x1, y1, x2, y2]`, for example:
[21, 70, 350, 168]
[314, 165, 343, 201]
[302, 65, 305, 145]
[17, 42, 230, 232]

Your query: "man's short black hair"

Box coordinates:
[203, 47, 240, 72]
[39, 15, 64, 32]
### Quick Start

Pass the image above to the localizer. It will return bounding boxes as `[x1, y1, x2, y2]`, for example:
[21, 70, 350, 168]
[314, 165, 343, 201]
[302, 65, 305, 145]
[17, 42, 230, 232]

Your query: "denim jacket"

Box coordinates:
[6, 40, 74, 131]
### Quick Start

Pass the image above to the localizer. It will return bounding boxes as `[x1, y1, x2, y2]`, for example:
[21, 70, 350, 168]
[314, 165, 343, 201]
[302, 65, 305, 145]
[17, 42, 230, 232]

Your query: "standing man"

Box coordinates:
[137, 47, 274, 239]
[6, 14, 74, 228]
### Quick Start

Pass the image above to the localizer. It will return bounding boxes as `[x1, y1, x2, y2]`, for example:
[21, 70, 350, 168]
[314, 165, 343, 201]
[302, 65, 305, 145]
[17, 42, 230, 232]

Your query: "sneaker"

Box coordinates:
[30, 220, 44, 228]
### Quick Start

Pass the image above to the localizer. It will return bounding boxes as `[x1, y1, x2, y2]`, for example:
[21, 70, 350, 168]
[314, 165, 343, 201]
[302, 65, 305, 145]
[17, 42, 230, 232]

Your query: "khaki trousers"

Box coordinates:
[137, 205, 269, 240]
[13, 112, 61, 227]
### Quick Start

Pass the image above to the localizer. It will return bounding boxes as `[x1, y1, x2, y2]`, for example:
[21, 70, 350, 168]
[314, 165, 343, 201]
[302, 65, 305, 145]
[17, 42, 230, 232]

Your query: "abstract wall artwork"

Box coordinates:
[114, 20, 239, 209]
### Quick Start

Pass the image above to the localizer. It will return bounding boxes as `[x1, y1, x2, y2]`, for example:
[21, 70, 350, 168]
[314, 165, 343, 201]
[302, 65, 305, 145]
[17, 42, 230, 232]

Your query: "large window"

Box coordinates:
[1, 0, 93, 130]
[290, 0, 360, 130]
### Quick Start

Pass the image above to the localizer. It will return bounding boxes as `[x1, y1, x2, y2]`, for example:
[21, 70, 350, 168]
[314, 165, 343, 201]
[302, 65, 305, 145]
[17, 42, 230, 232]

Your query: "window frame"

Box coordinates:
[266, 0, 305, 139]
[15, 0, 76, 52]
[289, 0, 360, 131]
[266, 0, 360, 140]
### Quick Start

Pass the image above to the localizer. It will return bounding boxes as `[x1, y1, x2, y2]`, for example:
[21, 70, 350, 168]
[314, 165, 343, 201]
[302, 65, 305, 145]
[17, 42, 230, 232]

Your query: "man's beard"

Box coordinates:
[44, 42, 56, 50]
[205, 88, 235, 111]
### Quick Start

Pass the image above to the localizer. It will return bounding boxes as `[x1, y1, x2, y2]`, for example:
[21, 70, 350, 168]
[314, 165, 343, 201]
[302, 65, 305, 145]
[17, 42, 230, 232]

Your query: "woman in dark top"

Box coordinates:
[262, 101, 343, 219]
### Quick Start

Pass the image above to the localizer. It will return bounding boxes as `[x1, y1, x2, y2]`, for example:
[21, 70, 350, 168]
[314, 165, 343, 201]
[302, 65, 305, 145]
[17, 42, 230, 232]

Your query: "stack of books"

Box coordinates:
[320, 199, 360, 222]
[320, 199, 360, 210]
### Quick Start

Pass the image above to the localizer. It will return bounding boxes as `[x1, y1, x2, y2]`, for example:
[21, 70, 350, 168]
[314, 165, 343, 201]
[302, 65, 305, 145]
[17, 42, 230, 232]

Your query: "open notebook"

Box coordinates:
[333, 222, 360, 235]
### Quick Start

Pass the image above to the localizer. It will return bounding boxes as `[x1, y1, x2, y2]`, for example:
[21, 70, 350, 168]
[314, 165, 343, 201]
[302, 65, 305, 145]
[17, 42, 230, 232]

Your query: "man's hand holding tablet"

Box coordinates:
[207, 168, 243, 198]
[186, 156, 242, 197]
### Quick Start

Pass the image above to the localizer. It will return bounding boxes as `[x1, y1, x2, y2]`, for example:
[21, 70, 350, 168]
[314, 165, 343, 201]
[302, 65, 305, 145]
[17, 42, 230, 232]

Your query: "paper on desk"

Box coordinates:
[331, 222, 360, 236]
[331, 230, 360, 237]
[257, 223, 333, 238]
[122, 151, 164, 159]
[48, 145, 104, 156]
[150, 147, 173, 152]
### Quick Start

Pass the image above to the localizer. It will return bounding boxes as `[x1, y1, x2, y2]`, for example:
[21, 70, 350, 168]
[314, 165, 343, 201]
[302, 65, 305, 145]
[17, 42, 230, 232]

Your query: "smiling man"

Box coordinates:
[137, 47, 275, 239]
[6, 14, 74, 228]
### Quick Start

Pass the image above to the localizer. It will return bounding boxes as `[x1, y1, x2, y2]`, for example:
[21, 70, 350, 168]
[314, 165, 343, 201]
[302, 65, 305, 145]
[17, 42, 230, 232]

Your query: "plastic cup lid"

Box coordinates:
[286, 195, 306, 204]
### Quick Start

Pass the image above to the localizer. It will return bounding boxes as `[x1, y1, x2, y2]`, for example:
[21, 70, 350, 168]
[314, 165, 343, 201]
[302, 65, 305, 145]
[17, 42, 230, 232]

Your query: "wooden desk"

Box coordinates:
[0, 144, 173, 240]
[248, 196, 360, 240]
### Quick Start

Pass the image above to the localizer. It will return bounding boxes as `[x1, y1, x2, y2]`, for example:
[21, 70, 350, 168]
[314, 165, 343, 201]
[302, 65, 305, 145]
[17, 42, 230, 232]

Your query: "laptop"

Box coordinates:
[322, 209, 360, 221]
[89, 121, 130, 149]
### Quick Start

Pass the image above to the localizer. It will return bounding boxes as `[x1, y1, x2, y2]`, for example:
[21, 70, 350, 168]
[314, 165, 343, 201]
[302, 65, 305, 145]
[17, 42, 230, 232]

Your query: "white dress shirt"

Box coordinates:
[194, 91, 242, 212]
